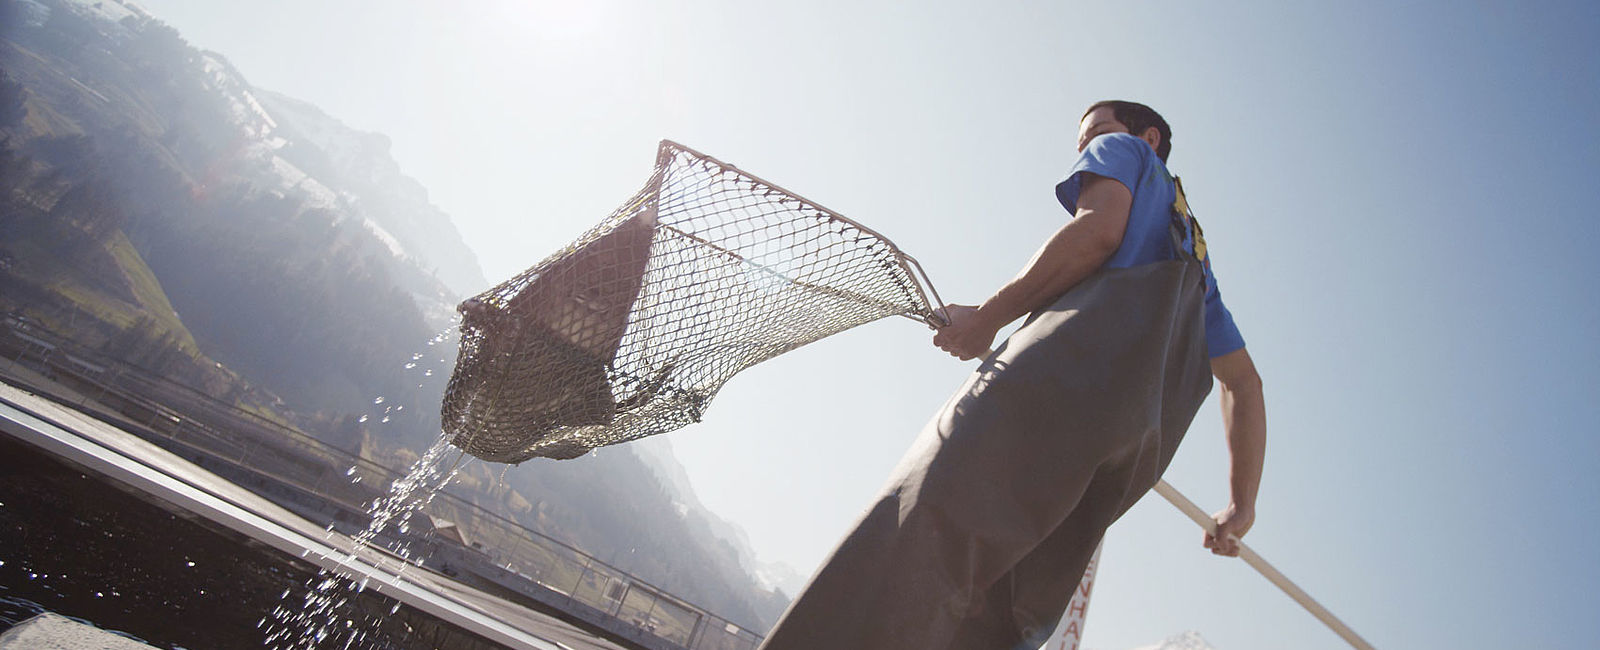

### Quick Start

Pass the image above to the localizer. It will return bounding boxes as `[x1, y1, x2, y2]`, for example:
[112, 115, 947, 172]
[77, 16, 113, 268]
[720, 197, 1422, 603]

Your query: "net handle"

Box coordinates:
[1150, 480, 1378, 650]
[900, 252, 952, 328]
[659, 140, 949, 329]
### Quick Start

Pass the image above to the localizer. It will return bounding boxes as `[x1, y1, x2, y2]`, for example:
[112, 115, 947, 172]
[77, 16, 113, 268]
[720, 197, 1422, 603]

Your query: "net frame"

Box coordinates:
[442, 140, 947, 462]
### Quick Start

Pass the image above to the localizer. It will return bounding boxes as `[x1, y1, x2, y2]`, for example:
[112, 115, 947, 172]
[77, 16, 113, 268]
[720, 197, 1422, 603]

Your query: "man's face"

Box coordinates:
[1077, 106, 1130, 153]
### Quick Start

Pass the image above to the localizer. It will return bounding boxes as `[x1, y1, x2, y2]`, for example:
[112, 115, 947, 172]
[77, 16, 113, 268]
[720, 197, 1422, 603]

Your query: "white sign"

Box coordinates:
[1042, 542, 1103, 650]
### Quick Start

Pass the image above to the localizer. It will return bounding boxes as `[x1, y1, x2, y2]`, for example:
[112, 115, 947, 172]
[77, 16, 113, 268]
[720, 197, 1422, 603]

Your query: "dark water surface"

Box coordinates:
[0, 435, 503, 649]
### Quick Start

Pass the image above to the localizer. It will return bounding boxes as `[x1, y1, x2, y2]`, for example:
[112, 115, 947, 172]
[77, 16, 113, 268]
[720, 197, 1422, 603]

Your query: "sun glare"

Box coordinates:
[490, 0, 609, 45]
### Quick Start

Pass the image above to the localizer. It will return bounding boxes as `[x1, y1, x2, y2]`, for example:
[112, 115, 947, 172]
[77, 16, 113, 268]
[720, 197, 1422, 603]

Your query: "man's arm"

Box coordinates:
[1205, 347, 1266, 557]
[932, 174, 1131, 360]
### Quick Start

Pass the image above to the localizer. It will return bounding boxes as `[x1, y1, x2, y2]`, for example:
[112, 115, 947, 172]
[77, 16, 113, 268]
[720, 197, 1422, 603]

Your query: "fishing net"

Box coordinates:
[441, 140, 947, 462]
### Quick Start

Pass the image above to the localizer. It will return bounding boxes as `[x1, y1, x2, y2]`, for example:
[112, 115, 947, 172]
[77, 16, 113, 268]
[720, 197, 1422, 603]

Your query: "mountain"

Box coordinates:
[249, 89, 486, 300]
[1124, 630, 1218, 650]
[463, 441, 794, 631]
[1, 0, 470, 430]
[630, 436, 808, 596]
[0, 0, 790, 632]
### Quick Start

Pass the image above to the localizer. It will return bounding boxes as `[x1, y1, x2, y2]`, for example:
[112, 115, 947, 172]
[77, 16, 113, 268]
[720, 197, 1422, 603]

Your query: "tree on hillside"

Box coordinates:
[0, 70, 25, 129]
[36, 0, 101, 57]
[51, 170, 126, 241]
[0, 139, 29, 211]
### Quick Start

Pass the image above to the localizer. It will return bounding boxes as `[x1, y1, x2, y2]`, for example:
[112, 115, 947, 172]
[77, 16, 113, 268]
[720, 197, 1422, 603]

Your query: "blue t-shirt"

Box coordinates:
[1054, 132, 1245, 358]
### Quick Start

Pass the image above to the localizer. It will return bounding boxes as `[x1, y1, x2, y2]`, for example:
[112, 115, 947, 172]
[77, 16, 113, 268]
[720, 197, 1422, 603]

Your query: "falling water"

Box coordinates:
[260, 327, 468, 649]
[261, 437, 463, 650]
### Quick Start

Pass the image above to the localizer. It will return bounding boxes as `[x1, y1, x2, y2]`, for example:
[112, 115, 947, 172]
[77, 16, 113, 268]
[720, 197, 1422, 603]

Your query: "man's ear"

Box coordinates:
[1139, 126, 1162, 153]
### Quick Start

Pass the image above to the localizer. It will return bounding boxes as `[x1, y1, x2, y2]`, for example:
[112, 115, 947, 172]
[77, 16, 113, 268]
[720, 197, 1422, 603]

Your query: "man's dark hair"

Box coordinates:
[1082, 100, 1173, 162]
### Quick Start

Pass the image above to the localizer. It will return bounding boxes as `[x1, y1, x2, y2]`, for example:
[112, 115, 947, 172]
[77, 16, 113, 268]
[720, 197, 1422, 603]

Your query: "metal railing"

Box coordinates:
[0, 319, 766, 650]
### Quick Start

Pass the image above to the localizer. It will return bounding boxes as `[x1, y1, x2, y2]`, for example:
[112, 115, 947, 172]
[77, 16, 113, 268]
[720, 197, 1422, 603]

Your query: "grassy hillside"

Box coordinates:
[5, 224, 201, 357]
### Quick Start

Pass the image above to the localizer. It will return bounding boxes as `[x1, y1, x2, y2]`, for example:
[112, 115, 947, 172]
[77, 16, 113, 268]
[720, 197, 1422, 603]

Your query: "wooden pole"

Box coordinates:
[1151, 480, 1376, 650]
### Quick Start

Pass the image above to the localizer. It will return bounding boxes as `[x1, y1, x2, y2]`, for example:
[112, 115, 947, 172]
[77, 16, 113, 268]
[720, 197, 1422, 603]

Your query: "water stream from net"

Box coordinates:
[261, 328, 469, 649]
[261, 436, 463, 649]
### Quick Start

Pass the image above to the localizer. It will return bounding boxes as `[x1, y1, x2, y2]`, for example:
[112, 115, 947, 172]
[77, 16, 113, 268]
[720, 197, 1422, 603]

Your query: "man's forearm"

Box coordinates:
[973, 175, 1130, 330]
[974, 216, 1120, 329]
[1204, 348, 1264, 553]
[1221, 378, 1267, 509]
[932, 174, 1129, 360]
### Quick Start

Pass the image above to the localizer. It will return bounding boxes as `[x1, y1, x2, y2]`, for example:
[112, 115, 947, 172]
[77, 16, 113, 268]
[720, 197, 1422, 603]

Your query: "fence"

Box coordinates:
[0, 317, 766, 650]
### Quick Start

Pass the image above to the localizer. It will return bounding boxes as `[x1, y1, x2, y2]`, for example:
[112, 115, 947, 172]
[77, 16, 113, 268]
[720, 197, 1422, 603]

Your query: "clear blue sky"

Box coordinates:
[132, 1, 1599, 648]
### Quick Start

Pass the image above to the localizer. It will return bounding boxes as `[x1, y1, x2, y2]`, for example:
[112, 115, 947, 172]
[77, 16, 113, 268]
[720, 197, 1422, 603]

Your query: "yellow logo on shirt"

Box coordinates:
[1172, 176, 1207, 263]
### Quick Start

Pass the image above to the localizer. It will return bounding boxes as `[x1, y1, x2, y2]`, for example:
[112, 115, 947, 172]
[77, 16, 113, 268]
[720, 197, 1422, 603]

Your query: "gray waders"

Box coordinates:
[759, 250, 1213, 650]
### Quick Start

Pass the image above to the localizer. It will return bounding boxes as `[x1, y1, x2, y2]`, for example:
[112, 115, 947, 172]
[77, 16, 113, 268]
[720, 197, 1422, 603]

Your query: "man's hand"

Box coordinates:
[932, 304, 999, 361]
[1204, 501, 1256, 557]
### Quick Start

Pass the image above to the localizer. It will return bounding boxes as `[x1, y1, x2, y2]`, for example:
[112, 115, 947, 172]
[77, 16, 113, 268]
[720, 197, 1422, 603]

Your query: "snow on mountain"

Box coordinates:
[1123, 630, 1218, 650]
[754, 559, 808, 598]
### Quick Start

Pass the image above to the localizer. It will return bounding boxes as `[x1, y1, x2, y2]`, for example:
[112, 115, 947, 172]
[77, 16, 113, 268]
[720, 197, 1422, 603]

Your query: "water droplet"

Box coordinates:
[267, 436, 461, 646]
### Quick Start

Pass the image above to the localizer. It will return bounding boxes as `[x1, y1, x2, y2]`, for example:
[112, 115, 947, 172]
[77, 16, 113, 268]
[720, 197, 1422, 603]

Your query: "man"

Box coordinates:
[758, 101, 1266, 650]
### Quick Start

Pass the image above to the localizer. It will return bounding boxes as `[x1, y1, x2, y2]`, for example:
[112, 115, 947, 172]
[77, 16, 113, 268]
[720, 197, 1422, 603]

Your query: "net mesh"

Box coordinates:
[441, 140, 944, 462]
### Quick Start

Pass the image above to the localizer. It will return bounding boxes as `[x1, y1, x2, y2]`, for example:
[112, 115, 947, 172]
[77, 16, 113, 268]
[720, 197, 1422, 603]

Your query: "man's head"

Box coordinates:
[1077, 100, 1172, 163]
